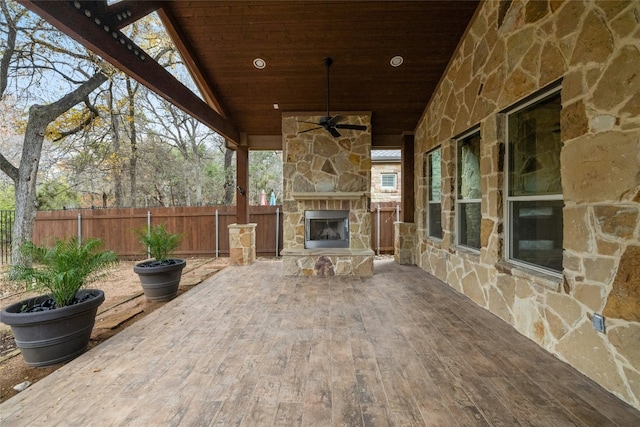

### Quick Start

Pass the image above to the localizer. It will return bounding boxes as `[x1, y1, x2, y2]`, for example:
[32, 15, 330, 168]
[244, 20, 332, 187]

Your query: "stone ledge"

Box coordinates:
[495, 261, 562, 292]
[281, 248, 375, 256]
[291, 192, 370, 200]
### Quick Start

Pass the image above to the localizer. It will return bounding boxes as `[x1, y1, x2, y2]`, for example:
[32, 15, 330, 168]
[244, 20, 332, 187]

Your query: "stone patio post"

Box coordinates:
[394, 222, 416, 265]
[228, 223, 257, 266]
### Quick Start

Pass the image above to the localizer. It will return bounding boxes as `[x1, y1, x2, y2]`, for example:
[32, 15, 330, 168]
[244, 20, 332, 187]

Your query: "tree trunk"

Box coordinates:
[194, 157, 202, 206]
[8, 72, 107, 269]
[222, 146, 235, 205]
[107, 85, 124, 207]
[126, 76, 138, 207]
[11, 106, 45, 270]
[183, 160, 192, 206]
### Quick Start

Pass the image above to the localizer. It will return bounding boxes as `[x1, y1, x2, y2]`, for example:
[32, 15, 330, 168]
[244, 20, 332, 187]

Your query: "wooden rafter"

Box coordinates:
[18, 0, 240, 144]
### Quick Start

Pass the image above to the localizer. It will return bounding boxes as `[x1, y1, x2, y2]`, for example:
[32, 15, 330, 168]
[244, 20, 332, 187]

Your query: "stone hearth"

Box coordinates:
[281, 113, 374, 276]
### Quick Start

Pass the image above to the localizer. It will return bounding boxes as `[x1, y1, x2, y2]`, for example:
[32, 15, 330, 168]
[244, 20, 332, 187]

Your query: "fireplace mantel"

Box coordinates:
[292, 191, 369, 200]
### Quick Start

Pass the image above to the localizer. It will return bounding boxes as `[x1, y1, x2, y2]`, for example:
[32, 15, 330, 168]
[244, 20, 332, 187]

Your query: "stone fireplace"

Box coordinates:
[281, 112, 374, 276]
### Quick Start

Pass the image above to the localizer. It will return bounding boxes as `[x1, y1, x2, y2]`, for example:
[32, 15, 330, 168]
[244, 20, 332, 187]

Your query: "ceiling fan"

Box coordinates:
[299, 57, 368, 138]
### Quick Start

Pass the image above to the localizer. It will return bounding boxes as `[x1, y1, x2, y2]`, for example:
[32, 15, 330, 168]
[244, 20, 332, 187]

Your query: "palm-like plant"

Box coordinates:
[135, 224, 183, 263]
[12, 237, 117, 309]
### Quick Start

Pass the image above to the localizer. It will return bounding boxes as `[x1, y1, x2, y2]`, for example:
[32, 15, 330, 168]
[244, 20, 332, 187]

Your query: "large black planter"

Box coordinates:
[133, 259, 186, 302]
[0, 289, 105, 367]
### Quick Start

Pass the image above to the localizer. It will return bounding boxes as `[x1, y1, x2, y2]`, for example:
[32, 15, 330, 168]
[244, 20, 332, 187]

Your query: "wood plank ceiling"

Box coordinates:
[20, 1, 480, 148]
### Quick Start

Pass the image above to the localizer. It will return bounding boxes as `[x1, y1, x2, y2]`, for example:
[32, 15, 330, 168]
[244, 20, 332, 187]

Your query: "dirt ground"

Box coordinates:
[0, 257, 229, 404]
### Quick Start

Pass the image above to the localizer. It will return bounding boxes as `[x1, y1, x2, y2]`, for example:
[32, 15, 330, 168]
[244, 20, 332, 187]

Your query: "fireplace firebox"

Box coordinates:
[305, 210, 349, 249]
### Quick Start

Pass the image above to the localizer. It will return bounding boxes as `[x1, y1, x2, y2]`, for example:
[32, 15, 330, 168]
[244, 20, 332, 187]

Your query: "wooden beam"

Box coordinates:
[246, 135, 282, 150]
[89, 1, 163, 31]
[19, 0, 240, 144]
[372, 134, 405, 148]
[401, 134, 415, 223]
[157, 7, 227, 117]
[236, 144, 250, 224]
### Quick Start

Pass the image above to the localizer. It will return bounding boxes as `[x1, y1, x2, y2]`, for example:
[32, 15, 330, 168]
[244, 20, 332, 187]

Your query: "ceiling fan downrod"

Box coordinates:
[297, 57, 367, 138]
[324, 57, 333, 118]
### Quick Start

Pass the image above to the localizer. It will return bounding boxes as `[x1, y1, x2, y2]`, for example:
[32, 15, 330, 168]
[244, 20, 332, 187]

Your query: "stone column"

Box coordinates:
[394, 222, 416, 265]
[228, 223, 256, 266]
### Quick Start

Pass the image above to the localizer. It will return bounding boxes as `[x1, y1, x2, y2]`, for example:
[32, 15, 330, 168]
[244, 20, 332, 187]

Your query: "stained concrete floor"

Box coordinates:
[1, 259, 639, 426]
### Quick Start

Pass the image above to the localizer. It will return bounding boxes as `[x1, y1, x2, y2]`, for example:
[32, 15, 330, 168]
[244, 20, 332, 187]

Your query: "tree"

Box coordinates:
[0, 0, 107, 268]
[249, 151, 282, 205]
[36, 178, 80, 210]
[144, 95, 220, 206]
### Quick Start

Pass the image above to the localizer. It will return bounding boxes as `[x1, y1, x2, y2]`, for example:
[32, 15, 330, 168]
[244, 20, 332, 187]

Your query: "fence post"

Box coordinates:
[77, 213, 82, 245]
[147, 211, 151, 258]
[396, 204, 400, 222]
[376, 204, 381, 256]
[275, 207, 280, 257]
[215, 209, 219, 258]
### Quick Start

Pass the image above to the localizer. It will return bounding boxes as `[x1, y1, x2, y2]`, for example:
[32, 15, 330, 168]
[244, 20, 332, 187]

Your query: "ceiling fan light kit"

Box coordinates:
[299, 57, 368, 138]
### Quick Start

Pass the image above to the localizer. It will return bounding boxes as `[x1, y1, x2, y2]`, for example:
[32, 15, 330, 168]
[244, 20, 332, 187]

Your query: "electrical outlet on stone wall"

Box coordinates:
[592, 313, 605, 333]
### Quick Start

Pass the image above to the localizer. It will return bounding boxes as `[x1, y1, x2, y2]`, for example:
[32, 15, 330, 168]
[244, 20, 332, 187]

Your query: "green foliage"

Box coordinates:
[135, 224, 183, 262]
[36, 179, 80, 210]
[0, 184, 15, 210]
[11, 237, 118, 308]
[249, 151, 282, 205]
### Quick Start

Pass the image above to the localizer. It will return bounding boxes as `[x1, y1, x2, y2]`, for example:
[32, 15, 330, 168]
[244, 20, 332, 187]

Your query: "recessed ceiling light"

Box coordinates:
[253, 58, 266, 69]
[390, 55, 404, 67]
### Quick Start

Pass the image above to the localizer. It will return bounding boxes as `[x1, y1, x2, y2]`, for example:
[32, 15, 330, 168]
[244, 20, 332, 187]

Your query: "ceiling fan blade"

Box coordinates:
[335, 124, 368, 131]
[298, 120, 321, 125]
[299, 126, 323, 134]
[328, 127, 341, 138]
[318, 116, 333, 126]
[328, 115, 344, 124]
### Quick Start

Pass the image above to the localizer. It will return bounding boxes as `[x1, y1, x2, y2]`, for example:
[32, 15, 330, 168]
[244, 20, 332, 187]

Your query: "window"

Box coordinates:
[381, 173, 397, 190]
[426, 148, 443, 239]
[457, 130, 481, 250]
[506, 89, 563, 274]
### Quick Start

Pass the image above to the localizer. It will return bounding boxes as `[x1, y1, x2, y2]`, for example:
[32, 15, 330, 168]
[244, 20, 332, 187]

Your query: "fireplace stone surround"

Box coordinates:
[281, 113, 374, 276]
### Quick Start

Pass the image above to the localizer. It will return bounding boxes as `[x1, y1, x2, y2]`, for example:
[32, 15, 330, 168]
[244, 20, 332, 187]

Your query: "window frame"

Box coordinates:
[425, 147, 443, 240]
[380, 173, 398, 191]
[504, 86, 563, 277]
[455, 128, 482, 252]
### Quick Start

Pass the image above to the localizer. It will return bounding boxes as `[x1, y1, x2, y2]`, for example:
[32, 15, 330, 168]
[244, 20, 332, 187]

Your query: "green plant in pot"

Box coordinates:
[0, 237, 117, 367]
[133, 224, 186, 302]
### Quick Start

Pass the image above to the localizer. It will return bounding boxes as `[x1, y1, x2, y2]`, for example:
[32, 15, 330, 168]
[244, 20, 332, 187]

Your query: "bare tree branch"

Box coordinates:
[34, 71, 107, 124]
[51, 97, 100, 142]
[0, 0, 26, 99]
[0, 152, 18, 182]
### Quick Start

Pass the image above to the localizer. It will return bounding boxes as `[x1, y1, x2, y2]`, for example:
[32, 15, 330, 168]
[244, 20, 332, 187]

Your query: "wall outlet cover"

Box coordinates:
[592, 313, 605, 333]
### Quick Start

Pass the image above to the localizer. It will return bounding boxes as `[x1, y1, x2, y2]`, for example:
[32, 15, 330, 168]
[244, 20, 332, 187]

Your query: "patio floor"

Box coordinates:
[1, 259, 639, 426]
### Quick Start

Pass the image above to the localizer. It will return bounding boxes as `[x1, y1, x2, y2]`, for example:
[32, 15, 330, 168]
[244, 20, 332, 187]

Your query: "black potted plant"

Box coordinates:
[133, 224, 186, 302]
[0, 237, 117, 367]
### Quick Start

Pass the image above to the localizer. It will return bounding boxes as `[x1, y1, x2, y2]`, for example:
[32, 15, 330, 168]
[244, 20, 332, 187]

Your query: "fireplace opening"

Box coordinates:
[305, 210, 349, 249]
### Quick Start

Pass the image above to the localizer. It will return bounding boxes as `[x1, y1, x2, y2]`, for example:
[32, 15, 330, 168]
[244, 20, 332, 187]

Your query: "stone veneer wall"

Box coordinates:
[414, 0, 640, 409]
[281, 113, 374, 276]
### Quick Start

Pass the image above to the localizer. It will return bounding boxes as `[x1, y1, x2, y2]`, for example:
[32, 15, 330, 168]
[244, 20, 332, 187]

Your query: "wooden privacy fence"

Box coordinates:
[33, 206, 283, 259]
[27, 204, 398, 262]
[371, 203, 401, 255]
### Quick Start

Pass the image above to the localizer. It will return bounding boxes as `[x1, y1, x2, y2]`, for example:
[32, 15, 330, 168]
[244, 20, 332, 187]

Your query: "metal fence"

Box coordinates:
[0, 210, 13, 265]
